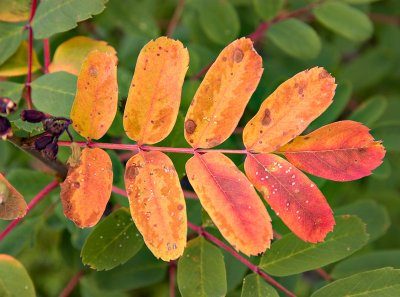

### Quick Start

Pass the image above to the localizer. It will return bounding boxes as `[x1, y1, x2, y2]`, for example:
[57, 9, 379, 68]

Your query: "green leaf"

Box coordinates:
[308, 81, 352, 131]
[259, 215, 369, 276]
[341, 0, 381, 3]
[32, 0, 107, 39]
[348, 95, 387, 127]
[252, 0, 284, 21]
[0, 22, 23, 65]
[31, 72, 77, 117]
[267, 19, 321, 60]
[371, 123, 400, 152]
[81, 208, 144, 271]
[0, 0, 30, 22]
[311, 268, 400, 297]
[335, 200, 390, 242]
[194, 0, 240, 45]
[331, 250, 400, 279]
[11, 119, 43, 134]
[241, 274, 279, 297]
[93, 248, 167, 291]
[6, 169, 53, 200]
[0, 81, 24, 103]
[0, 254, 36, 297]
[313, 2, 373, 42]
[178, 237, 227, 297]
[80, 276, 129, 297]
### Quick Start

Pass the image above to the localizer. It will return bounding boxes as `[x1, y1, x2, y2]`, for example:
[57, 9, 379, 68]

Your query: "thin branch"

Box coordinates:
[369, 13, 400, 26]
[169, 260, 177, 297]
[166, 0, 185, 37]
[58, 141, 248, 155]
[43, 38, 51, 73]
[112, 186, 127, 197]
[182, 190, 198, 199]
[25, 0, 37, 109]
[59, 270, 84, 297]
[0, 180, 59, 241]
[187, 222, 297, 297]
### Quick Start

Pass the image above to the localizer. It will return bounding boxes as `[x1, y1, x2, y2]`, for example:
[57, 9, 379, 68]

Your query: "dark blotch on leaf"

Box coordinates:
[185, 119, 197, 134]
[233, 48, 244, 63]
[126, 164, 140, 179]
[261, 109, 272, 126]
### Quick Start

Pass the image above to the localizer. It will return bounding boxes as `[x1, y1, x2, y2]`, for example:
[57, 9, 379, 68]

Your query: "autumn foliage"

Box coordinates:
[2, 36, 385, 261]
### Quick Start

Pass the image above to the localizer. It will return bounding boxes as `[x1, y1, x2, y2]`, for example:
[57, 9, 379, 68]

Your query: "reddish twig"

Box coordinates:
[187, 222, 297, 297]
[43, 38, 51, 73]
[112, 186, 127, 197]
[169, 260, 177, 297]
[0, 180, 59, 241]
[369, 13, 400, 26]
[182, 190, 198, 199]
[24, 0, 38, 109]
[166, 0, 185, 37]
[58, 140, 248, 155]
[59, 270, 84, 297]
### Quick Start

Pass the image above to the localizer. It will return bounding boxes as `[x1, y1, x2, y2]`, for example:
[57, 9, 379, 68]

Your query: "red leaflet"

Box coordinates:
[279, 121, 386, 181]
[244, 153, 335, 243]
[186, 152, 273, 255]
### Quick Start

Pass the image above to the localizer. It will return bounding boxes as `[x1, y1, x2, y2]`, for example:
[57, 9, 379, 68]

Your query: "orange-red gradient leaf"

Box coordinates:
[124, 151, 187, 261]
[245, 153, 335, 243]
[186, 152, 273, 255]
[243, 67, 336, 153]
[184, 38, 263, 148]
[0, 173, 27, 220]
[61, 148, 113, 228]
[123, 37, 189, 144]
[279, 120, 385, 181]
[49, 36, 116, 75]
[70, 50, 118, 140]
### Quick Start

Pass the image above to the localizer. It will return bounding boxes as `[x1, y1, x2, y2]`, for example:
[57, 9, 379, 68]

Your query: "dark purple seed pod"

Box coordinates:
[43, 118, 68, 136]
[34, 134, 54, 150]
[0, 97, 17, 115]
[42, 142, 58, 160]
[21, 110, 48, 123]
[0, 116, 12, 140]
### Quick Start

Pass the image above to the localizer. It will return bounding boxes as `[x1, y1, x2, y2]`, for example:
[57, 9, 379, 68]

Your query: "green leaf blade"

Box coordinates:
[81, 208, 144, 271]
[267, 19, 321, 60]
[260, 215, 369, 276]
[178, 237, 227, 297]
[0, 22, 23, 65]
[241, 274, 279, 297]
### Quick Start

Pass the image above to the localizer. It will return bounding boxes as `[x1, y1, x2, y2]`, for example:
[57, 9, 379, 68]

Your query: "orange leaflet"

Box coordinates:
[243, 67, 336, 153]
[124, 151, 187, 261]
[245, 153, 335, 243]
[123, 37, 189, 145]
[70, 50, 118, 140]
[49, 36, 116, 75]
[186, 152, 273, 255]
[279, 120, 386, 181]
[60, 148, 113, 228]
[0, 173, 27, 220]
[184, 38, 263, 149]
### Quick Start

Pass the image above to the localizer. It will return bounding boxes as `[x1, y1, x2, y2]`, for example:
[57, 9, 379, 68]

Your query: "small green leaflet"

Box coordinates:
[241, 274, 279, 297]
[81, 208, 144, 271]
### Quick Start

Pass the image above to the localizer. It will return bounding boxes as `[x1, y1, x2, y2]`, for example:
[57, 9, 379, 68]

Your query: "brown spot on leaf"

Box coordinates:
[73, 182, 80, 189]
[261, 109, 271, 126]
[185, 119, 197, 134]
[233, 48, 244, 63]
[319, 69, 330, 79]
[177, 204, 184, 211]
[126, 164, 140, 179]
[89, 66, 98, 77]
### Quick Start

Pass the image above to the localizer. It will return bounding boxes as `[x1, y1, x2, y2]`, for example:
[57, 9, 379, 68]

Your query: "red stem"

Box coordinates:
[0, 180, 59, 241]
[43, 38, 51, 73]
[58, 141, 248, 155]
[187, 222, 297, 297]
[59, 270, 84, 297]
[112, 186, 127, 197]
[25, 0, 37, 109]
[166, 0, 185, 37]
[169, 261, 177, 297]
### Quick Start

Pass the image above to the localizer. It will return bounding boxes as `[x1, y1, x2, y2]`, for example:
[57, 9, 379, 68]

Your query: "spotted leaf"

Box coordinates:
[49, 36, 116, 75]
[70, 50, 118, 140]
[244, 153, 335, 243]
[0, 173, 27, 220]
[123, 37, 189, 144]
[279, 121, 385, 181]
[184, 38, 263, 148]
[124, 151, 187, 261]
[186, 152, 273, 255]
[61, 148, 113, 228]
[243, 67, 336, 153]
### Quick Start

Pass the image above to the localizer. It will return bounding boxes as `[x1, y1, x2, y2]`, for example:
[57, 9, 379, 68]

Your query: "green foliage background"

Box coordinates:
[1, 0, 400, 296]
